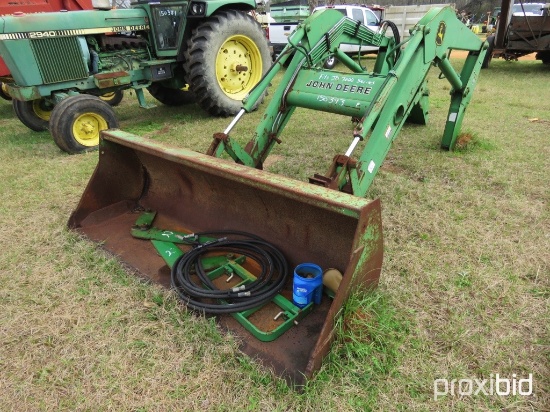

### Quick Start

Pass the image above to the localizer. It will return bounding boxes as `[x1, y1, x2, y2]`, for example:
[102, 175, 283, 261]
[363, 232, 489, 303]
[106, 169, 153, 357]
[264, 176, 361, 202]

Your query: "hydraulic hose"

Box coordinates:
[170, 231, 289, 314]
[381, 20, 402, 63]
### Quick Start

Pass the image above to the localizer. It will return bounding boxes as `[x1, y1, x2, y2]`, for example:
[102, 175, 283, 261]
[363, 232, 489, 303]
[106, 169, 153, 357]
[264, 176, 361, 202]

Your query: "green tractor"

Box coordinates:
[0, 0, 271, 153]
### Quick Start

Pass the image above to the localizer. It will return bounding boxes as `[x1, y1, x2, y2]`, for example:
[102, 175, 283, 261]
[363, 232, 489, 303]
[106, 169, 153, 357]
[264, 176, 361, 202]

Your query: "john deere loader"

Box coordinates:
[69, 7, 487, 384]
[0, 0, 271, 153]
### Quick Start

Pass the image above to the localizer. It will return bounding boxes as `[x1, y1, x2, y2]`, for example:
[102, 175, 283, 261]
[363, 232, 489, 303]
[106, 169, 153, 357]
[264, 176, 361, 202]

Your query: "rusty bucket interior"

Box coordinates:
[68, 130, 384, 385]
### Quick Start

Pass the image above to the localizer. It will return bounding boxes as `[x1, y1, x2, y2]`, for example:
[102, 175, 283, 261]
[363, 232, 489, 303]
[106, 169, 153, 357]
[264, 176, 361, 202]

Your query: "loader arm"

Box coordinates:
[68, 5, 485, 384]
[208, 6, 487, 197]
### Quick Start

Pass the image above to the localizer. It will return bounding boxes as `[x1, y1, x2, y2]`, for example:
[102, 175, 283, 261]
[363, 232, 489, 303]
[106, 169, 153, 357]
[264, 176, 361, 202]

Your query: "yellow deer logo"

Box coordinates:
[436, 22, 446, 46]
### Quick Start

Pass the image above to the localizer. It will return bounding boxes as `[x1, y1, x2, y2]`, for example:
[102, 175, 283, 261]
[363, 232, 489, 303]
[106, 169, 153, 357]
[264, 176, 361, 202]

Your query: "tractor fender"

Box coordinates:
[203, 0, 257, 17]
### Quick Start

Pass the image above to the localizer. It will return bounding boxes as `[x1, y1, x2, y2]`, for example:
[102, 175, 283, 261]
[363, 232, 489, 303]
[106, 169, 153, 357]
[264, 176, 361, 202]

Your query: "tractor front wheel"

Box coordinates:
[49, 95, 118, 154]
[13, 98, 53, 131]
[184, 10, 271, 116]
[99, 90, 124, 107]
[147, 83, 196, 105]
[0, 82, 12, 101]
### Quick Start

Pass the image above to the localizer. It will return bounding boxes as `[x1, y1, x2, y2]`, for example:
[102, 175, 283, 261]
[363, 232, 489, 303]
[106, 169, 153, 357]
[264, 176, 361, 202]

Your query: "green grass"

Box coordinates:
[0, 56, 548, 411]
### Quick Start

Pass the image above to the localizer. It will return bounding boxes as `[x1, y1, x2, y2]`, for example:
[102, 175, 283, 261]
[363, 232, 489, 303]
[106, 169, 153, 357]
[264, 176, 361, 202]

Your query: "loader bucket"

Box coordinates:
[69, 130, 383, 385]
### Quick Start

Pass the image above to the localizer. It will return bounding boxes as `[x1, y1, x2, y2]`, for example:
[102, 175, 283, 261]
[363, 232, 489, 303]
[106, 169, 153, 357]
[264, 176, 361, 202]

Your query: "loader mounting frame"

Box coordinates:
[68, 6, 486, 385]
[209, 7, 487, 197]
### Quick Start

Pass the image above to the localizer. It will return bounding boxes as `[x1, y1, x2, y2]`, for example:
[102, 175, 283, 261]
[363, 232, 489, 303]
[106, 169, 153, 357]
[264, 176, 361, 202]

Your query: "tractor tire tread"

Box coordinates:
[99, 90, 124, 107]
[147, 83, 195, 106]
[184, 10, 271, 117]
[49, 94, 118, 154]
[12, 99, 51, 132]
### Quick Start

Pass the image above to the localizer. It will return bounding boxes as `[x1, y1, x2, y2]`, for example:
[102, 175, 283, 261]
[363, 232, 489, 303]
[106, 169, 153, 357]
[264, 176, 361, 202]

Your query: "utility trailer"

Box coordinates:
[484, 0, 550, 66]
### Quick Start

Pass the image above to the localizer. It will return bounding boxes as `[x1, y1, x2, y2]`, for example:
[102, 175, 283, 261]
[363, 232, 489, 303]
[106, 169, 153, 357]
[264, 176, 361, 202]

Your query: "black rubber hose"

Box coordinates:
[170, 231, 289, 314]
[381, 20, 401, 62]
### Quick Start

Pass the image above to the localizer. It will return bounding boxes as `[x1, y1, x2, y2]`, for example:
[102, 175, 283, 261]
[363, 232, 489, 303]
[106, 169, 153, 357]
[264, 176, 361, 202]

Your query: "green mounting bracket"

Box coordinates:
[324, 288, 336, 300]
[135, 212, 311, 342]
[151, 240, 312, 342]
[234, 293, 313, 342]
[131, 211, 213, 244]
[151, 240, 244, 271]
[206, 259, 314, 342]
[133, 85, 156, 109]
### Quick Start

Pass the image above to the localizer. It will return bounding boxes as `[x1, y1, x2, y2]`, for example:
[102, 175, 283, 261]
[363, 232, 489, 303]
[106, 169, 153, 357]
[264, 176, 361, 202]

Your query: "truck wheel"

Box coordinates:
[49, 95, 118, 154]
[13, 98, 53, 131]
[184, 10, 271, 116]
[99, 90, 124, 107]
[147, 83, 195, 105]
[324, 56, 337, 69]
[481, 35, 495, 69]
[0, 82, 12, 101]
[535, 51, 550, 64]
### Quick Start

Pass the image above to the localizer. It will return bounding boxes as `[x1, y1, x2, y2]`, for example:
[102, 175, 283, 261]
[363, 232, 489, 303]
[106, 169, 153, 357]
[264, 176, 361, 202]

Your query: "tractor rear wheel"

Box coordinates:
[13, 98, 53, 131]
[184, 10, 271, 116]
[147, 83, 196, 105]
[49, 95, 118, 154]
[0, 82, 11, 101]
[99, 90, 124, 107]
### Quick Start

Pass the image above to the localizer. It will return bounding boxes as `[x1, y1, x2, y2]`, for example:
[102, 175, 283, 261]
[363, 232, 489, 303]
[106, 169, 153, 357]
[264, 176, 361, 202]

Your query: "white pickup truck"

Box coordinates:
[268, 21, 303, 59]
[268, 3, 454, 66]
[269, 4, 382, 66]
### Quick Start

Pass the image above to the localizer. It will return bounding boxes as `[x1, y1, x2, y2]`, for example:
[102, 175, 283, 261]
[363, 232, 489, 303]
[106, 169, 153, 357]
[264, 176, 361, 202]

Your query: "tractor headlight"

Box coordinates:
[189, 2, 206, 16]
